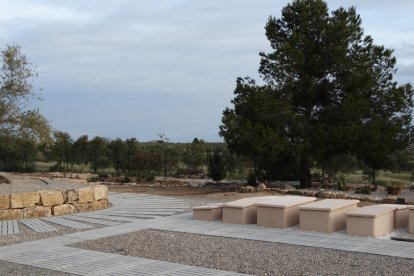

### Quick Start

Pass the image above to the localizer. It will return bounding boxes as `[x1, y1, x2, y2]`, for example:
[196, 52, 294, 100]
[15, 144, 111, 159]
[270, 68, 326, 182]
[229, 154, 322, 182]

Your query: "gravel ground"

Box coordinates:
[72, 229, 414, 276]
[0, 173, 88, 194]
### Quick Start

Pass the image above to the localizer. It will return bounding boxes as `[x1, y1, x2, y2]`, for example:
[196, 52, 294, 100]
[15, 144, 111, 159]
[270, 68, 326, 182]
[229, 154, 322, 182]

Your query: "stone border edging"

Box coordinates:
[0, 185, 109, 220]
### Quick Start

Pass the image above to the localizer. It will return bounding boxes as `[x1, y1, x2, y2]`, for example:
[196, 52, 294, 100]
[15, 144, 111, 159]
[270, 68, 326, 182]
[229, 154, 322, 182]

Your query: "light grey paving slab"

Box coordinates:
[0, 220, 19, 234]
[41, 216, 93, 229]
[20, 219, 57, 232]
[63, 215, 120, 226]
[75, 213, 146, 222]
[1, 246, 249, 276]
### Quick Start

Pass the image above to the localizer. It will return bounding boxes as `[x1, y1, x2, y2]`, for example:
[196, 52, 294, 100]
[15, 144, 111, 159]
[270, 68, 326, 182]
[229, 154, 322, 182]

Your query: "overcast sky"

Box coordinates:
[1, 0, 413, 142]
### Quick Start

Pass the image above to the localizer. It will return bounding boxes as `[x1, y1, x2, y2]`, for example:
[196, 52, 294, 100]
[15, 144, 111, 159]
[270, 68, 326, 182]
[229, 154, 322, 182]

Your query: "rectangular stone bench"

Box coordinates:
[222, 196, 275, 225]
[409, 206, 414, 234]
[256, 196, 316, 228]
[379, 204, 410, 229]
[193, 204, 223, 222]
[345, 205, 395, 237]
[299, 199, 359, 232]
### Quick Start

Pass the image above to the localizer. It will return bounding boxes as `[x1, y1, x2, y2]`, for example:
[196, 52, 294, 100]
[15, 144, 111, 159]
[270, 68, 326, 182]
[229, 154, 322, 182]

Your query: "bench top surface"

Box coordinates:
[379, 204, 410, 210]
[193, 203, 223, 210]
[299, 199, 359, 211]
[346, 205, 396, 218]
[223, 196, 276, 208]
[256, 196, 316, 208]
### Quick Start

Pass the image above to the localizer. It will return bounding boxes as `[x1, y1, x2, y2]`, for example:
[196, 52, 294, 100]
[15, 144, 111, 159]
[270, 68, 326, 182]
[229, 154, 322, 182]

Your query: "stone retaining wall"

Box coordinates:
[0, 185, 109, 220]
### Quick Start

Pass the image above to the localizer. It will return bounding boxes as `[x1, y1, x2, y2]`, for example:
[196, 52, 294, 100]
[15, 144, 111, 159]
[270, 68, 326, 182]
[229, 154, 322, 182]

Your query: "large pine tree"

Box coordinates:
[220, 0, 413, 187]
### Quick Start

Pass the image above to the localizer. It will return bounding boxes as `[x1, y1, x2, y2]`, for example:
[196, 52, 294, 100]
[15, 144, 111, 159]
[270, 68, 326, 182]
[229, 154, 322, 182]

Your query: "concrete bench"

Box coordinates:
[345, 205, 395, 237]
[299, 199, 359, 232]
[193, 204, 223, 221]
[256, 196, 316, 228]
[379, 204, 410, 229]
[222, 196, 275, 225]
[409, 206, 414, 234]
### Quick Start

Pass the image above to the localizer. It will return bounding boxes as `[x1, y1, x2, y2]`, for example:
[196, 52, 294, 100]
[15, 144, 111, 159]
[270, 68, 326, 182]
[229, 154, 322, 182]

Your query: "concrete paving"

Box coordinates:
[1, 192, 414, 275]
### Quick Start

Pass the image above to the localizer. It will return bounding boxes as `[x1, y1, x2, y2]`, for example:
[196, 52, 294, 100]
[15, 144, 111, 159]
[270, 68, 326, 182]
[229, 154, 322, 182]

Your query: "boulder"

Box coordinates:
[382, 196, 397, 204]
[53, 204, 74, 216]
[93, 199, 108, 211]
[245, 185, 256, 193]
[0, 194, 10, 209]
[64, 189, 79, 204]
[336, 192, 348, 199]
[23, 206, 52, 219]
[10, 192, 40, 208]
[0, 209, 23, 220]
[73, 202, 94, 213]
[257, 183, 267, 192]
[93, 185, 108, 201]
[78, 187, 95, 203]
[39, 190, 64, 206]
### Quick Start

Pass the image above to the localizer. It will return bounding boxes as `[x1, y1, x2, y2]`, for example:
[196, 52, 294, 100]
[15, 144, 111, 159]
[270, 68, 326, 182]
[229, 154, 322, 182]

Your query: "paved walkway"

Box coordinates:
[0, 193, 413, 275]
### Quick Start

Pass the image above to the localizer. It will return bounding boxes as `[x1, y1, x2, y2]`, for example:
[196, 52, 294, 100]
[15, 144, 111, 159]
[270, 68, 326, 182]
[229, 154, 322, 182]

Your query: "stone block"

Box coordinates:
[0, 209, 23, 220]
[73, 202, 94, 213]
[93, 185, 108, 200]
[78, 187, 95, 203]
[24, 206, 52, 218]
[10, 192, 40, 208]
[93, 199, 108, 211]
[64, 189, 79, 203]
[53, 204, 74, 216]
[0, 194, 10, 209]
[39, 190, 64, 206]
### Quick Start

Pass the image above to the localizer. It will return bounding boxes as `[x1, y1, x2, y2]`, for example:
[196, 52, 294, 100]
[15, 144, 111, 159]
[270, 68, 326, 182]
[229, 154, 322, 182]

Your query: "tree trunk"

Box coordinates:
[299, 157, 311, 188]
[372, 166, 376, 187]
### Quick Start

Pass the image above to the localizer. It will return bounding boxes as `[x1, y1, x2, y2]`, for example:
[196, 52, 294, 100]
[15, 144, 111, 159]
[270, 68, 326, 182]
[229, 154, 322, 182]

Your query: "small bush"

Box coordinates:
[87, 176, 99, 182]
[355, 187, 371, 195]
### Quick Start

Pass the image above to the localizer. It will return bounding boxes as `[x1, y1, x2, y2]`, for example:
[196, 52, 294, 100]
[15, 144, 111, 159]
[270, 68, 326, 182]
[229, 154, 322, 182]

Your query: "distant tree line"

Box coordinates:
[0, 133, 250, 181]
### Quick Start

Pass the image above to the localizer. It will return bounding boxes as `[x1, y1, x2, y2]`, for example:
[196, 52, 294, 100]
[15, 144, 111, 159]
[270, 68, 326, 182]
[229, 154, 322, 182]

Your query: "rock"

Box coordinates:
[372, 197, 383, 203]
[245, 185, 256, 193]
[10, 192, 40, 208]
[73, 202, 94, 213]
[283, 184, 295, 190]
[0, 194, 10, 209]
[78, 187, 95, 203]
[396, 197, 406, 204]
[376, 186, 386, 192]
[382, 196, 397, 204]
[257, 183, 267, 192]
[93, 199, 108, 210]
[0, 209, 23, 220]
[93, 185, 108, 201]
[53, 204, 74, 216]
[39, 190, 64, 206]
[23, 206, 52, 218]
[336, 193, 348, 199]
[64, 189, 79, 204]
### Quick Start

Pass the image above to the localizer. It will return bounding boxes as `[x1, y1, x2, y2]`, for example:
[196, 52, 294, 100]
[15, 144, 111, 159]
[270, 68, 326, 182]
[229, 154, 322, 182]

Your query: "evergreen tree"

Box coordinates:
[220, 0, 413, 187]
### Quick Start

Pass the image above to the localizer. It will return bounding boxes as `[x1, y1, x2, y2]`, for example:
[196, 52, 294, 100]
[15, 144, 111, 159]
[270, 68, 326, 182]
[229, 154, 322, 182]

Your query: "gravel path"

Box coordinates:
[0, 173, 88, 194]
[72, 229, 414, 276]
